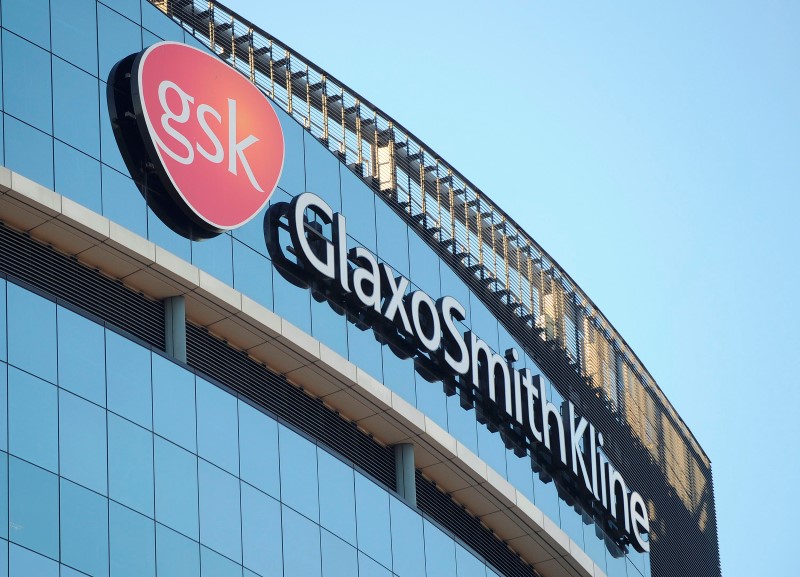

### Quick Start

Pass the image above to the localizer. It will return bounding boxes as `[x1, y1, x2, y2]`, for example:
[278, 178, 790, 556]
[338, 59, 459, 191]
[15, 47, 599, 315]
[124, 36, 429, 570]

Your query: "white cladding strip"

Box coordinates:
[0, 166, 608, 577]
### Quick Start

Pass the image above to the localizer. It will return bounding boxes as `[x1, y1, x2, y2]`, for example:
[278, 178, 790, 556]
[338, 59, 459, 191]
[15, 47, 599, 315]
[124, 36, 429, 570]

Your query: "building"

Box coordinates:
[0, 1, 720, 577]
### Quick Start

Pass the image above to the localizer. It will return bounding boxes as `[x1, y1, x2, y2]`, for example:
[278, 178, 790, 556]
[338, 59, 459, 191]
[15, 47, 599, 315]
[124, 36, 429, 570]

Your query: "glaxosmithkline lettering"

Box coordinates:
[266, 192, 651, 554]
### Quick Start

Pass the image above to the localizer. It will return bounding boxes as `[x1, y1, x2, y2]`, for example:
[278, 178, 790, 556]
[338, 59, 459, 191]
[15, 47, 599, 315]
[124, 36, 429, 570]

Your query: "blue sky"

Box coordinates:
[225, 1, 799, 574]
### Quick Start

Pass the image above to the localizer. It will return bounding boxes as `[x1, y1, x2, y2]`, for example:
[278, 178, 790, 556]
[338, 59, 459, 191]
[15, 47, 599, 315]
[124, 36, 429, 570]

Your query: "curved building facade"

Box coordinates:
[0, 1, 720, 577]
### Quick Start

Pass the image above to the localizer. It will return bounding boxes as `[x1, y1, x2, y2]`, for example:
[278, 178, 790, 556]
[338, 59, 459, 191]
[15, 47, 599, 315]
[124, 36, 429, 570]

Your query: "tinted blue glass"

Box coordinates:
[101, 166, 148, 238]
[281, 506, 320, 577]
[7, 284, 56, 383]
[59, 391, 107, 495]
[8, 458, 58, 560]
[358, 553, 391, 577]
[2, 33, 51, 132]
[477, 426, 507, 479]
[98, 4, 142, 79]
[8, 544, 57, 577]
[2, 0, 49, 50]
[54, 143, 103, 217]
[275, 107, 304, 195]
[108, 413, 154, 517]
[240, 483, 282, 577]
[456, 544, 486, 577]
[0, 282, 6, 362]
[233, 241, 273, 310]
[304, 139, 340, 211]
[423, 520, 457, 577]
[2, 115, 53, 189]
[57, 306, 106, 406]
[408, 232, 440, 296]
[415, 375, 447, 427]
[60, 480, 108, 577]
[272, 272, 311, 333]
[107, 0, 141, 23]
[99, 83, 128, 173]
[347, 325, 382, 381]
[0, 367, 7, 453]
[0, 455, 6, 540]
[311, 300, 348, 358]
[154, 437, 199, 540]
[278, 425, 318, 521]
[201, 547, 240, 577]
[354, 473, 391, 569]
[231, 206, 268, 256]
[110, 503, 155, 577]
[375, 201, 409, 276]
[196, 377, 238, 475]
[52, 59, 100, 159]
[469, 294, 498, 348]
[141, 0, 184, 41]
[446, 395, 478, 453]
[583, 524, 607, 574]
[439, 264, 470, 325]
[51, 0, 98, 75]
[192, 234, 233, 286]
[8, 368, 57, 472]
[606, 550, 628, 577]
[0, 541, 5, 577]
[317, 449, 356, 545]
[382, 351, 415, 404]
[321, 530, 357, 577]
[340, 168, 376, 251]
[559, 499, 584, 548]
[198, 460, 241, 563]
[152, 354, 196, 452]
[390, 496, 425, 577]
[106, 329, 152, 428]
[238, 400, 280, 498]
[148, 207, 192, 260]
[156, 523, 200, 577]
[533, 473, 561, 528]
[506, 453, 534, 503]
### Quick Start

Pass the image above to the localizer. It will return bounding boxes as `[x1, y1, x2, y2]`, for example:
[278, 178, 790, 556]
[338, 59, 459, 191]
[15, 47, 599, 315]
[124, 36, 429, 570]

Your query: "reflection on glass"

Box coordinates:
[8, 543, 57, 577]
[156, 523, 200, 577]
[97, 3, 142, 80]
[52, 57, 100, 158]
[106, 329, 152, 429]
[321, 530, 357, 577]
[2, 32, 51, 132]
[423, 519, 457, 577]
[8, 368, 58, 472]
[238, 400, 280, 498]
[2, 0, 50, 49]
[59, 390, 108, 495]
[9, 457, 58, 560]
[154, 437, 199, 540]
[354, 472, 391, 569]
[7, 283, 56, 383]
[153, 354, 196, 452]
[317, 449, 356, 545]
[3, 115, 53, 189]
[60, 479, 108, 577]
[278, 425, 319, 521]
[110, 502, 156, 577]
[390, 496, 425, 577]
[50, 0, 98, 75]
[241, 483, 282, 577]
[282, 505, 321, 577]
[108, 413, 154, 517]
[198, 460, 242, 563]
[57, 305, 106, 407]
[197, 377, 239, 475]
[456, 543, 486, 577]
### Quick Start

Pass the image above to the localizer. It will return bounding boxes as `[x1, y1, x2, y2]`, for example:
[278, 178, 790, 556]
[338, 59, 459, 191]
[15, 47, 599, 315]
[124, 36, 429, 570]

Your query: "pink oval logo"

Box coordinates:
[128, 41, 284, 236]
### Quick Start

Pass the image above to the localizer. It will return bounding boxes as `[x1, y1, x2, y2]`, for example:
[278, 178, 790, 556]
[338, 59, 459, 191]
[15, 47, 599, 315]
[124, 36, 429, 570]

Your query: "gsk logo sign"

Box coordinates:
[108, 41, 284, 240]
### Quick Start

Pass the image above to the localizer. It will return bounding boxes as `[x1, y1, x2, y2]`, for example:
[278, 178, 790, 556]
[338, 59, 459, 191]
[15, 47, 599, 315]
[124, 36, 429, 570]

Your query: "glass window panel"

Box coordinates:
[201, 546, 241, 577]
[54, 142, 101, 215]
[311, 299, 347, 359]
[0, 542, 5, 577]
[0, 454, 7, 540]
[147, 207, 191, 261]
[281, 506, 320, 577]
[2, 33, 51, 132]
[272, 272, 311, 334]
[192, 234, 233, 286]
[278, 425, 318, 521]
[354, 473, 391, 569]
[2, 0, 50, 49]
[60, 479, 108, 577]
[8, 368, 58, 472]
[532, 473, 561, 528]
[8, 544, 57, 577]
[455, 544, 486, 577]
[558, 500, 585, 549]
[381, 350, 415, 405]
[446, 395, 478, 454]
[414, 375, 447, 428]
[101, 166, 148, 239]
[439, 264, 470, 325]
[156, 523, 200, 577]
[238, 400, 280, 498]
[231, 205, 268, 256]
[506, 452, 534, 504]
[97, 4, 142, 81]
[106, 329, 152, 429]
[606, 550, 628, 577]
[0, 366, 7, 453]
[108, 413, 154, 518]
[141, 0, 184, 41]
[7, 284, 56, 383]
[468, 294, 498, 349]
[152, 354, 196, 452]
[8, 458, 58, 560]
[196, 377, 238, 475]
[408, 232, 440, 296]
[582, 524, 607, 575]
[100, 82, 128, 174]
[275, 107, 304, 196]
[346, 325, 382, 382]
[154, 437, 199, 540]
[57, 306, 106, 406]
[52, 58, 100, 159]
[390, 496, 425, 577]
[423, 519, 457, 577]
[375, 201, 409, 276]
[232, 240, 273, 310]
[357, 553, 391, 577]
[340, 167, 376, 251]
[317, 449, 356, 545]
[110, 503, 155, 577]
[59, 391, 107, 495]
[2, 115, 53, 189]
[198, 460, 241, 563]
[304, 138, 340, 212]
[50, 0, 97, 75]
[108, 0, 140, 23]
[241, 483, 282, 577]
[60, 567, 86, 577]
[0, 281, 6, 362]
[476, 426, 507, 479]
[321, 530, 357, 577]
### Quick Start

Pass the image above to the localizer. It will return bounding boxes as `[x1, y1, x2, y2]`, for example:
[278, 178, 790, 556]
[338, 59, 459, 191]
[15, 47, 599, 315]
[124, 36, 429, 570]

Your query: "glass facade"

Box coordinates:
[0, 0, 665, 576]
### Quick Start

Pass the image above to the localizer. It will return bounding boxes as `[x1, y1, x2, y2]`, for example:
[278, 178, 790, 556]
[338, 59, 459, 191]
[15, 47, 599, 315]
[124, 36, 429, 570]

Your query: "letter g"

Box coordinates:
[155, 80, 194, 165]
